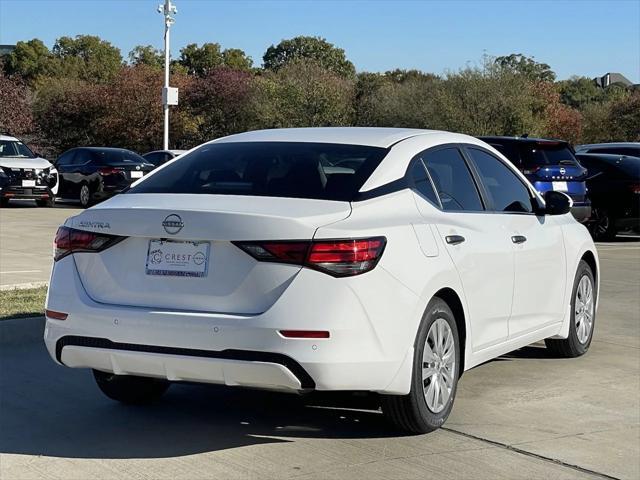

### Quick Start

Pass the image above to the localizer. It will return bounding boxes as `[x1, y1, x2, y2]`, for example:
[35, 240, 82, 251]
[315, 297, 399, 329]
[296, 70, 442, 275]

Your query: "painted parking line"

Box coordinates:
[0, 270, 43, 274]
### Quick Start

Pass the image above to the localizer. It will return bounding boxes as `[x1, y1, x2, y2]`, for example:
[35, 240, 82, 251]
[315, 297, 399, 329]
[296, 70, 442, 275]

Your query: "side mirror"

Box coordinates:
[544, 190, 572, 215]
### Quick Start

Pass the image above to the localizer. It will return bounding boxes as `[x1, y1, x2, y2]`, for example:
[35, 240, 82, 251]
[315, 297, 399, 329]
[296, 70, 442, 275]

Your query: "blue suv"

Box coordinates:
[479, 136, 591, 223]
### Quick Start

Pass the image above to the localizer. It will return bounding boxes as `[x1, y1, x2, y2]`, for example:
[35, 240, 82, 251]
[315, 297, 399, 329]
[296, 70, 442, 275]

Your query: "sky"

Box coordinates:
[1, 0, 639, 82]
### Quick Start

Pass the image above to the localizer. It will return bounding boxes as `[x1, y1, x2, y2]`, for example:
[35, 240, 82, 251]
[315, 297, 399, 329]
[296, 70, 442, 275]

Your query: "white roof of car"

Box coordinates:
[213, 127, 449, 148]
[0, 134, 19, 141]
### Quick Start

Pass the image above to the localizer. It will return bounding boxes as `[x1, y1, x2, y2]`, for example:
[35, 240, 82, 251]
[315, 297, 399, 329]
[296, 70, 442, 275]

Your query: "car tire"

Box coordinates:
[545, 260, 596, 358]
[381, 297, 460, 433]
[79, 183, 92, 208]
[93, 370, 170, 405]
[36, 197, 55, 208]
[590, 208, 616, 241]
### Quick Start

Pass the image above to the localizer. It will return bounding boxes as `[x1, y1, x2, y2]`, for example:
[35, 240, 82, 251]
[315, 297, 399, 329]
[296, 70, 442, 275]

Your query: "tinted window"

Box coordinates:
[467, 148, 534, 213]
[520, 143, 577, 167]
[92, 149, 146, 165]
[593, 147, 640, 157]
[74, 149, 92, 164]
[410, 159, 439, 206]
[0, 140, 35, 158]
[423, 148, 483, 212]
[489, 143, 521, 167]
[143, 152, 166, 167]
[128, 142, 388, 202]
[56, 150, 76, 165]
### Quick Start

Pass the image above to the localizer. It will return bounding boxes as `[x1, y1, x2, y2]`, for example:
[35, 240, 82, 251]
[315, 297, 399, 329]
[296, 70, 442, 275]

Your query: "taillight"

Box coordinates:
[98, 167, 121, 176]
[629, 183, 640, 194]
[54, 226, 125, 261]
[233, 237, 386, 277]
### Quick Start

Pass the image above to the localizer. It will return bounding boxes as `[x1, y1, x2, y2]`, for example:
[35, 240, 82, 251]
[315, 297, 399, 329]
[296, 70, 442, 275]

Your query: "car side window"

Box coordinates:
[466, 148, 534, 214]
[56, 150, 75, 166]
[423, 147, 484, 212]
[73, 150, 91, 165]
[144, 152, 163, 166]
[409, 159, 439, 206]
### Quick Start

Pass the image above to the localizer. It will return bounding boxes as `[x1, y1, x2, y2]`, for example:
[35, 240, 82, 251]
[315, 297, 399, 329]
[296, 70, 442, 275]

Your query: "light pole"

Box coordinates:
[158, 0, 178, 150]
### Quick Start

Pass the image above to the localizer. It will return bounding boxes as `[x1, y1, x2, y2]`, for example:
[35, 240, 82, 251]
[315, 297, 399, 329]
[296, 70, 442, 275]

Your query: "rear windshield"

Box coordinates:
[93, 150, 146, 165]
[520, 144, 577, 167]
[128, 142, 388, 201]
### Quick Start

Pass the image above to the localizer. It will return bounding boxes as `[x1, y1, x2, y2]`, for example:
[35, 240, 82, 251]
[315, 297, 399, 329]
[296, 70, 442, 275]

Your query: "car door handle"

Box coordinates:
[445, 235, 465, 245]
[511, 235, 527, 244]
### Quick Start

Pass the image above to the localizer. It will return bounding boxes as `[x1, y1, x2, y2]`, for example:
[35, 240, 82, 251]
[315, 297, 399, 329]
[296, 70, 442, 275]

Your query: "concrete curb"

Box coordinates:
[0, 282, 48, 291]
[0, 316, 45, 345]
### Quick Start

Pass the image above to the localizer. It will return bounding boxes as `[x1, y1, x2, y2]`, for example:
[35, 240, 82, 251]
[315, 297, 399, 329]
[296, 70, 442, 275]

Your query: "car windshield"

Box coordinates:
[94, 150, 146, 165]
[521, 143, 577, 167]
[0, 140, 36, 158]
[128, 142, 388, 201]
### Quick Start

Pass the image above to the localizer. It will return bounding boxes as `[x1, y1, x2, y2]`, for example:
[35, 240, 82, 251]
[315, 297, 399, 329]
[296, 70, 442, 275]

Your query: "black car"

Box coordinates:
[142, 149, 187, 167]
[479, 136, 591, 223]
[55, 147, 154, 208]
[576, 152, 640, 240]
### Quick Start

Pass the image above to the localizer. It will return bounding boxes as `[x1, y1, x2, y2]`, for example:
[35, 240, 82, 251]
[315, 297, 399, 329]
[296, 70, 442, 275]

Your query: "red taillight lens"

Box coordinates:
[98, 167, 121, 176]
[54, 226, 125, 261]
[233, 237, 386, 277]
[629, 183, 640, 194]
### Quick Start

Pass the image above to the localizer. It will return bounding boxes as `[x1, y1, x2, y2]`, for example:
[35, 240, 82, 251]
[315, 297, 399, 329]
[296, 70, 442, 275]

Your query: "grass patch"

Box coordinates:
[0, 286, 47, 320]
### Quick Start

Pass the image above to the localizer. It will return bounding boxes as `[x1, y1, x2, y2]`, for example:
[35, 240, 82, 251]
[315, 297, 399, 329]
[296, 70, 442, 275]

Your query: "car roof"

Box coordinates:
[576, 152, 640, 161]
[479, 136, 569, 145]
[0, 135, 20, 142]
[76, 147, 135, 152]
[576, 142, 640, 149]
[211, 127, 444, 148]
[144, 149, 186, 155]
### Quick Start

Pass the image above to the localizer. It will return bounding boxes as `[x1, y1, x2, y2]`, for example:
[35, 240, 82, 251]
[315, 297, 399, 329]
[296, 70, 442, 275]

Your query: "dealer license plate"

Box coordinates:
[146, 239, 210, 277]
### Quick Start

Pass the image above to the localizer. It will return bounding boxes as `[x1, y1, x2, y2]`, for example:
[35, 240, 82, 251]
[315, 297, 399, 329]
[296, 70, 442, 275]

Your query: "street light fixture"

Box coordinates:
[158, 0, 178, 150]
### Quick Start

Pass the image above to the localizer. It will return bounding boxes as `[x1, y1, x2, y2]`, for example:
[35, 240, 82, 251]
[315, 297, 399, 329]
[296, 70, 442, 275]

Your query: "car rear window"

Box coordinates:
[94, 150, 146, 165]
[128, 142, 388, 201]
[520, 143, 577, 167]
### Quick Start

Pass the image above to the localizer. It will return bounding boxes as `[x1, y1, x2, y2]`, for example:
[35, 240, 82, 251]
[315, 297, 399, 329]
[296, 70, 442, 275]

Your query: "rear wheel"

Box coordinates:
[79, 183, 91, 208]
[381, 297, 460, 433]
[590, 208, 616, 241]
[545, 260, 596, 357]
[93, 370, 170, 405]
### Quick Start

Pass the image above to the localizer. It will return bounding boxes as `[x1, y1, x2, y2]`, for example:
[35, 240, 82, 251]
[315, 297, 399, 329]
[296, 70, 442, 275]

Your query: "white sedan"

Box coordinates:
[44, 128, 598, 433]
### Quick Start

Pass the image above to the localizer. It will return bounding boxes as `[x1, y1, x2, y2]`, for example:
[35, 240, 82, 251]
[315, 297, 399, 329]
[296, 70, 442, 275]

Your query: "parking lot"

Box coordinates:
[0, 204, 639, 479]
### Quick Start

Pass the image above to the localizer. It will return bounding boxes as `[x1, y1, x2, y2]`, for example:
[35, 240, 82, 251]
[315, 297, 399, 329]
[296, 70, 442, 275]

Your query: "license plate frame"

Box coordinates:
[552, 181, 568, 192]
[130, 171, 144, 179]
[145, 239, 210, 278]
[22, 180, 36, 187]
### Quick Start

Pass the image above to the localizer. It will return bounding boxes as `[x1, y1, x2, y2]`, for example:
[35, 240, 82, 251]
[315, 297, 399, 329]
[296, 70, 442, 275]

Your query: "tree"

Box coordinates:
[178, 43, 224, 76]
[0, 67, 34, 136]
[251, 59, 355, 128]
[532, 82, 582, 144]
[263, 36, 356, 78]
[222, 48, 253, 71]
[129, 45, 163, 69]
[557, 76, 603, 109]
[52, 35, 123, 83]
[494, 53, 556, 82]
[184, 67, 254, 144]
[608, 91, 640, 142]
[3, 39, 53, 83]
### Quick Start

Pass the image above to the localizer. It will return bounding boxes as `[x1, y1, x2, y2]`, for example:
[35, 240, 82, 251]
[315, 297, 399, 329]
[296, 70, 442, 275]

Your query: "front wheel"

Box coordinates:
[381, 297, 460, 433]
[93, 370, 170, 405]
[79, 183, 91, 208]
[545, 260, 596, 357]
[36, 197, 55, 207]
[590, 208, 616, 241]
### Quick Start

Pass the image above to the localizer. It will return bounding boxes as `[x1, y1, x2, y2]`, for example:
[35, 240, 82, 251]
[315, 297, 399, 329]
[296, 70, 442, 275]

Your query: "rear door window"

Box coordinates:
[466, 148, 534, 213]
[423, 147, 484, 212]
[410, 159, 439, 206]
[93, 150, 146, 165]
[128, 142, 388, 201]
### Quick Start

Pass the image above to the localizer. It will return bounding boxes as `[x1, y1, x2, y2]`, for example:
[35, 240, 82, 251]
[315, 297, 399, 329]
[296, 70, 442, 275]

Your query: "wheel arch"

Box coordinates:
[581, 249, 598, 286]
[433, 287, 467, 374]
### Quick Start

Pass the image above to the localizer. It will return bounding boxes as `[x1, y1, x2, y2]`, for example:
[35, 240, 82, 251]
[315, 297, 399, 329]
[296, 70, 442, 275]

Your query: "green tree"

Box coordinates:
[609, 91, 640, 141]
[129, 45, 163, 69]
[4, 39, 53, 82]
[178, 43, 223, 76]
[0, 67, 34, 135]
[251, 59, 355, 128]
[222, 48, 253, 71]
[494, 53, 556, 82]
[52, 35, 123, 83]
[263, 36, 356, 78]
[557, 76, 603, 109]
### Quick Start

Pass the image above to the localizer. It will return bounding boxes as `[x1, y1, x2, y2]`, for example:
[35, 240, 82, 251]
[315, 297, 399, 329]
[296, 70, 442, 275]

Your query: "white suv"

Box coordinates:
[45, 128, 598, 432]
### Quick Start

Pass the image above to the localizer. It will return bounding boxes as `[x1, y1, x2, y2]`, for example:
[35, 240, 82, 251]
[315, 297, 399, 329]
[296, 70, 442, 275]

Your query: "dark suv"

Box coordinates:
[479, 136, 591, 223]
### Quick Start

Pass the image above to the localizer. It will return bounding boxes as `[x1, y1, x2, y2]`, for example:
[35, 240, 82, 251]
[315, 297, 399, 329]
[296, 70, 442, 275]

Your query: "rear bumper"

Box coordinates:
[1, 185, 52, 200]
[44, 255, 420, 394]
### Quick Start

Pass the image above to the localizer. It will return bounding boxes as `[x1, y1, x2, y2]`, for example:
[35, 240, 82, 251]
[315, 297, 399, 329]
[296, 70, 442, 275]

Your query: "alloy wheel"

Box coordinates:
[575, 275, 594, 344]
[80, 185, 90, 207]
[422, 318, 456, 413]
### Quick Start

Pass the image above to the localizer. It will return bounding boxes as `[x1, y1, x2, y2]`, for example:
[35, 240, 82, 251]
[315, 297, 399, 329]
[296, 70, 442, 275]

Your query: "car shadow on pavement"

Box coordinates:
[0, 343, 400, 460]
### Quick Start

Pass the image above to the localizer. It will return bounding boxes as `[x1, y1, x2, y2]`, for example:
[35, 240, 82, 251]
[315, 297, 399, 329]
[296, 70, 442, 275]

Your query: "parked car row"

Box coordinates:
[1, 132, 638, 240]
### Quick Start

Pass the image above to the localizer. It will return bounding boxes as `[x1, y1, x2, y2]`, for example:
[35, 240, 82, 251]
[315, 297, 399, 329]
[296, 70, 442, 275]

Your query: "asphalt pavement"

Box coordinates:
[0, 201, 639, 479]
